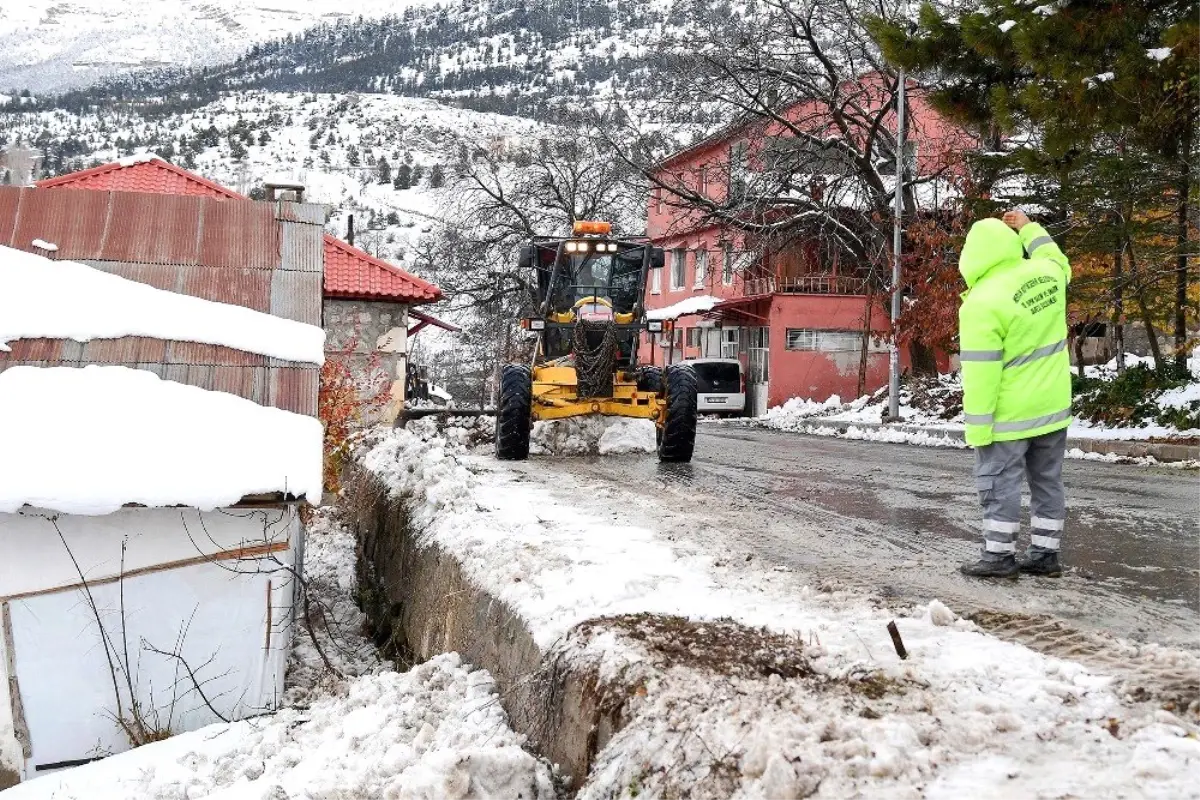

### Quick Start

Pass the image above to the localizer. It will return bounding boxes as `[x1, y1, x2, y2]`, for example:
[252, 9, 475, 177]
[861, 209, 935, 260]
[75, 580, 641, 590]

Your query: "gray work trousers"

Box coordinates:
[974, 428, 1067, 560]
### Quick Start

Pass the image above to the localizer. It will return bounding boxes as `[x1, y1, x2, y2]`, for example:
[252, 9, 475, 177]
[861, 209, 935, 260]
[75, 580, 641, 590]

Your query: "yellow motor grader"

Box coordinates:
[496, 220, 698, 462]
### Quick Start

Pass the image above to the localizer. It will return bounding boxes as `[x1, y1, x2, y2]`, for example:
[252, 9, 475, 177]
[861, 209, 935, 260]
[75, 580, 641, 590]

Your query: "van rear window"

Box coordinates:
[691, 362, 740, 393]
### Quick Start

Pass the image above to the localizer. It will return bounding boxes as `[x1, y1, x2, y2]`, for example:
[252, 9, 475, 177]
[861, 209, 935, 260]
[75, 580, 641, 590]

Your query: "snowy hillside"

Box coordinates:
[3, 92, 541, 270]
[0, 0, 442, 93]
[12, 0, 707, 123]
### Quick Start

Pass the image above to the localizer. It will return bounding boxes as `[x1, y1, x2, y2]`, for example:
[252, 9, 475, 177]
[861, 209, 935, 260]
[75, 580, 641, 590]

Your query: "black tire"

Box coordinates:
[495, 364, 532, 460]
[636, 366, 664, 394]
[657, 364, 698, 463]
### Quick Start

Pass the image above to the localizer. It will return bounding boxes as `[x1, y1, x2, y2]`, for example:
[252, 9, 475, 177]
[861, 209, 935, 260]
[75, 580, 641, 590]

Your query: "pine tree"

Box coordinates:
[377, 156, 392, 184]
[871, 0, 1198, 369]
[393, 163, 412, 190]
[429, 163, 446, 189]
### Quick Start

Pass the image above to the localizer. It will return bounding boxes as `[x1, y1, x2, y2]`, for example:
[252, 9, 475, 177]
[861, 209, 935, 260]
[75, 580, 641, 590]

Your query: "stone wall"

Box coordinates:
[323, 299, 409, 422]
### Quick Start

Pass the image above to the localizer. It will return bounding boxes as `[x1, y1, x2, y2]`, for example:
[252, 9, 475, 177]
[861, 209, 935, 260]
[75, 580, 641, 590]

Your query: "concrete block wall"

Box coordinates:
[323, 299, 409, 423]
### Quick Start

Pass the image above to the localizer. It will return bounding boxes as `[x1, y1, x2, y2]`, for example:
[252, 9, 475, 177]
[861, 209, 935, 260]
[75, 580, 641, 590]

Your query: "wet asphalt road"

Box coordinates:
[532, 424, 1200, 649]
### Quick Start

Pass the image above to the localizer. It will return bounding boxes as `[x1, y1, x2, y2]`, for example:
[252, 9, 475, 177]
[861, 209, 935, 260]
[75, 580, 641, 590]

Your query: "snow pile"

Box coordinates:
[285, 508, 381, 703]
[0, 365, 323, 514]
[1146, 47, 1173, 61]
[998, 19, 1017, 32]
[646, 294, 722, 320]
[531, 417, 656, 455]
[359, 428, 1200, 798]
[5, 654, 555, 800]
[0, 246, 324, 364]
[1159, 382, 1200, 410]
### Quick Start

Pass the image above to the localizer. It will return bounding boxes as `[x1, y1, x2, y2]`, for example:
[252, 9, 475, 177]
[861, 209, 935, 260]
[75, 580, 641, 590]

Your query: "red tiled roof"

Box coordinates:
[37, 156, 245, 200]
[39, 157, 443, 304]
[323, 234, 441, 302]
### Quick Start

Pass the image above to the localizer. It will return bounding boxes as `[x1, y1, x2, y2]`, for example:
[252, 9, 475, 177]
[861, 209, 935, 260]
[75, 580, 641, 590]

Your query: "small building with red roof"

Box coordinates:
[37, 155, 456, 418]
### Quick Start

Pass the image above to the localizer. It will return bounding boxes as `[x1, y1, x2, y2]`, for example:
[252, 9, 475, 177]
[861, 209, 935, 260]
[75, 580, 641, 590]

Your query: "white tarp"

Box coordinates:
[0, 245, 324, 364]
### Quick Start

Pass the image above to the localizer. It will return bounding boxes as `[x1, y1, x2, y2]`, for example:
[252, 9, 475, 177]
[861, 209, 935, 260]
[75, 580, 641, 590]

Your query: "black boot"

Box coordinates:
[960, 556, 1019, 578]
[1019, 550, 1062, 577]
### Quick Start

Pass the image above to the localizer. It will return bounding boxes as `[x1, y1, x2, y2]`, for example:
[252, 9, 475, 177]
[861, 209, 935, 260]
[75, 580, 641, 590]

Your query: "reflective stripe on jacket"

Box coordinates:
[958, 219, 1072, 447]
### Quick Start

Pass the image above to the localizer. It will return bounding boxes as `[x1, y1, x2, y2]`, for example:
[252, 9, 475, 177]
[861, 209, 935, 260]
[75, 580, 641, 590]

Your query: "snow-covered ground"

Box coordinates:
[5, 508, 555, 800]
[358, 420, 1200, 798]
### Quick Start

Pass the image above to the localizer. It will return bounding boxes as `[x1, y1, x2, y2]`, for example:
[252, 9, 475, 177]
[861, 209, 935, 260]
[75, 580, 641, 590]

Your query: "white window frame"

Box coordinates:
[721, 327, 740, 359]
[694, 247, 709, 289]
[722, 243, 735, 285]
[670, 248, 687, 291]
[651, 263, 662, 294]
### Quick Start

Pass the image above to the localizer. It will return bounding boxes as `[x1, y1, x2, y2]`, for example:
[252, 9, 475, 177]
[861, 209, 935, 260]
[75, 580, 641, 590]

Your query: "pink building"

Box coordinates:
[640, 78, 964, 413]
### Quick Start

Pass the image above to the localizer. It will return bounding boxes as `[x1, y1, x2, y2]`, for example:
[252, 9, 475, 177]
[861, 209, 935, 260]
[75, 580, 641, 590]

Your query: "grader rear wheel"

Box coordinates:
[656, 364, 698, 463]
[495, 364, 532, 460]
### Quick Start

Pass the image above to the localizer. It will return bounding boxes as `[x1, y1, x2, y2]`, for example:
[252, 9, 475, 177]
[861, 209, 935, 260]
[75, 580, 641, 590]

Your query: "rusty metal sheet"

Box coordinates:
[163, 341, 266, 367]
[269, 270, 322, 326]
[80, 338, 151, 364]
[199, 199, 278, 270]
[99, 192, 203, 265]
[210, 365, 264, 401]
[83, 260, 184, 293]
[179, 265, 271, 313]
[279, 220, 322, 273]
[275, 201, 328, 225]
[11, 188, 110, 260]
[0, 339, 63, 362]
[268, 367, 318, 416]
[0, 186, 21, 246]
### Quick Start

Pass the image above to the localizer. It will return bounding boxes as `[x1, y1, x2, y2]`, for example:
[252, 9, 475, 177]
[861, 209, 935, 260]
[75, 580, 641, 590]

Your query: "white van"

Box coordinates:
[684, 358, 746, 416]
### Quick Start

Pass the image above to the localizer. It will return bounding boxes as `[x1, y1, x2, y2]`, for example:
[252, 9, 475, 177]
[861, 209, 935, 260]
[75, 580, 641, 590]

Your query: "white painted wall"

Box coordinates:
[0, 507, 298, 781]
[0, 507, 291, 599]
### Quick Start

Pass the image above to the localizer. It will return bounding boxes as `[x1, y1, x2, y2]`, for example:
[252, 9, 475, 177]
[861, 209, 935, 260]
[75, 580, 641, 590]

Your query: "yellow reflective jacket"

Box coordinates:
[958, 219, 1072, 447]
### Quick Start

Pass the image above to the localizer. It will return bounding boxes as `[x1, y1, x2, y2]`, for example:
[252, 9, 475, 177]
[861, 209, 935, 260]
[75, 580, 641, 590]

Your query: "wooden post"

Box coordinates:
[2, 602, 31, 759]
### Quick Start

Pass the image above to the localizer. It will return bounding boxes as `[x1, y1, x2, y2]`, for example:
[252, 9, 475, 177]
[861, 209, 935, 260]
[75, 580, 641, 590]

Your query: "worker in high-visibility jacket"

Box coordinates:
[958, 209, 1072, 578]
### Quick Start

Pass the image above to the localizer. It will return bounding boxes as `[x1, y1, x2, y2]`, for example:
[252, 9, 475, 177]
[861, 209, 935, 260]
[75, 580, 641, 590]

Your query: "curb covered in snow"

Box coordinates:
[740, 418, 1200, 464]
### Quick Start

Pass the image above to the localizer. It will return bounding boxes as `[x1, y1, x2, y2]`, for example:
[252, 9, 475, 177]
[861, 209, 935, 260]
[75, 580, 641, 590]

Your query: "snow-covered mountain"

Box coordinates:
[0, 0, 442, 93]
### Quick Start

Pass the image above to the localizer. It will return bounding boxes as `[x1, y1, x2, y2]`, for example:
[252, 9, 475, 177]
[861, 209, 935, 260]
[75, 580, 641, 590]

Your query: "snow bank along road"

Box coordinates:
[354, 420, 1199, 799]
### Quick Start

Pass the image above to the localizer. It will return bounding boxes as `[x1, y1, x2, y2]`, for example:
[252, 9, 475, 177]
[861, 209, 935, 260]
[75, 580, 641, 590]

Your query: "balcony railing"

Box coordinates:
[743, 275, 868, 296]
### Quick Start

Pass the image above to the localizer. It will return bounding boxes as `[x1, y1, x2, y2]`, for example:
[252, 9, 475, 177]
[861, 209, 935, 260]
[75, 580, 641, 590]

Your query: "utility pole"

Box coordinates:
[888, 72, 906, 421]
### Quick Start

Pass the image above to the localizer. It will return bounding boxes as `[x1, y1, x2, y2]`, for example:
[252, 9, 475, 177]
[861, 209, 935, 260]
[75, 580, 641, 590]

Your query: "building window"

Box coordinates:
[730, 141, 749, 197]
[694, 248, 709, 288]
[786, 329, 885, 352]
[686, 327, 702, 348]
[699, 166, 709, 196]
[653, 186, 662, 212]
[651, 263, 662, 294]
[721, 328, 740, 358]
[722, 242, 734, 285]
[671, 248, 687, 291]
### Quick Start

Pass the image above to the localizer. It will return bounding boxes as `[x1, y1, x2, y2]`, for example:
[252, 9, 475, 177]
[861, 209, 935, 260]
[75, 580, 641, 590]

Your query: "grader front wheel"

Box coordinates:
[656, 364, 698, 463]
[495, 364, 532, 460]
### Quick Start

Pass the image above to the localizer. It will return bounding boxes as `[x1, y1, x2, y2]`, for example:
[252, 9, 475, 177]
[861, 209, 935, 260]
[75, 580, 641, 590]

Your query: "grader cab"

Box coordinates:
[495, 220, 699, 462]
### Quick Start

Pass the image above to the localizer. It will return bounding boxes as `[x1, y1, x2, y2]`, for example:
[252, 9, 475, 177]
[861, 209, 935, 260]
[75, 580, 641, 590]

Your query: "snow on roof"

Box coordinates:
[0, 245, 324, 364]
[30, 238, 57, 251]
[0, 365, 323, 514]
[646, 294, 722, 321]
[115, 152, 165, 167]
